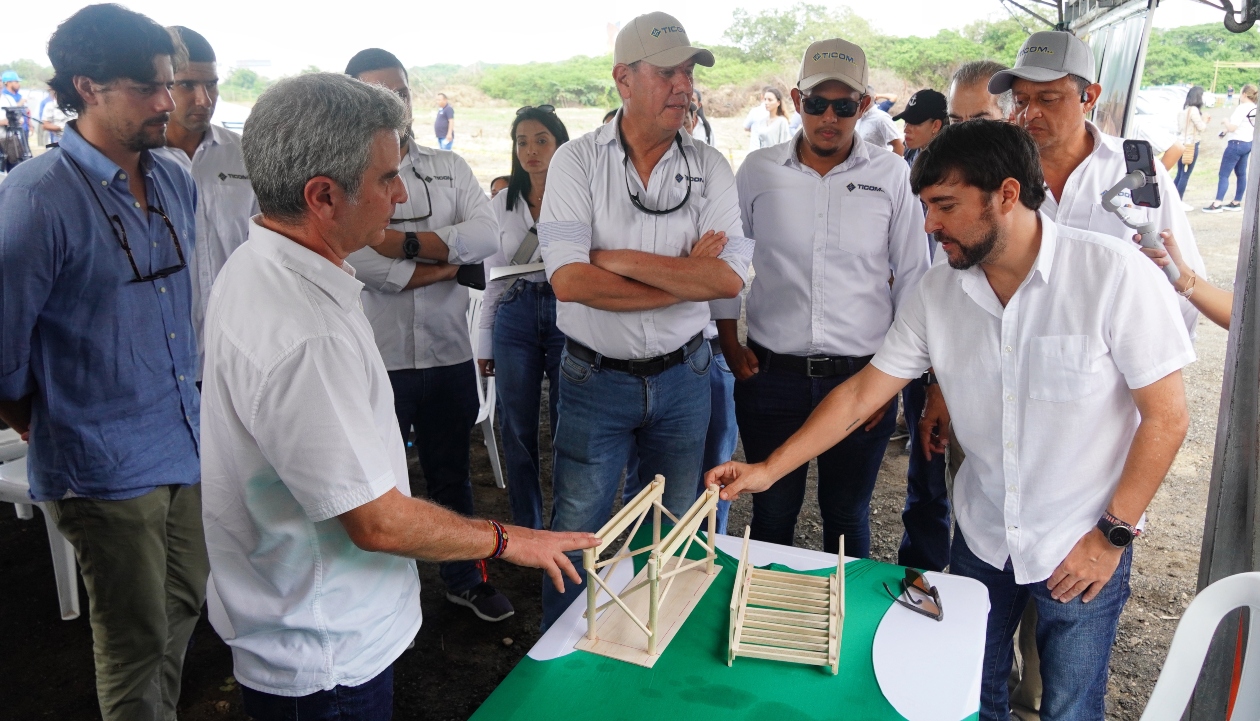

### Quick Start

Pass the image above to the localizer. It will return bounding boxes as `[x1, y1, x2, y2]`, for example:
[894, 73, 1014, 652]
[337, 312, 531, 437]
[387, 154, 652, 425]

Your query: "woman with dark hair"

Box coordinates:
[691, 89, 714, 145]
[477, 105, 569, 529]
[1175, 85, 1210, 200]
[752, 86, 791, 149]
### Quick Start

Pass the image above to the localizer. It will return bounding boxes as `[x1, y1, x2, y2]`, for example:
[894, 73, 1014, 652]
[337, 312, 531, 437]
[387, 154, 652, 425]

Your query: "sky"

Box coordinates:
[8, 0, 1228, 77]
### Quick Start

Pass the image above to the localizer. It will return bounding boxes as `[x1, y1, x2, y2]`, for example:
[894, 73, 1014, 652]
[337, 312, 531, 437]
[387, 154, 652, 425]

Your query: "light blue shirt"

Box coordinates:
[0, 122, 201, 500]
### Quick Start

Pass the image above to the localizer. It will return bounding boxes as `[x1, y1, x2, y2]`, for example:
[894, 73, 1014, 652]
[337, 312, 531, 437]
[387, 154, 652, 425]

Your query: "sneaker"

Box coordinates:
[1202, 203, 1224, 214]
[1225, 202, 1243, 212]
[447, 582, 515, 622]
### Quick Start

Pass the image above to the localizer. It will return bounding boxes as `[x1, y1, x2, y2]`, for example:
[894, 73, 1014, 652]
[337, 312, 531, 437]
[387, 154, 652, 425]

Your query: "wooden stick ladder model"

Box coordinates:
[728, 527, 845, 674]
[574, 475, 722, 668]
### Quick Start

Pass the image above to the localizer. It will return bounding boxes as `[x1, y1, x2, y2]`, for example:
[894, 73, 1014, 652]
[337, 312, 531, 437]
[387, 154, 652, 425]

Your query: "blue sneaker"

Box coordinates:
[447, 582, 515, 622]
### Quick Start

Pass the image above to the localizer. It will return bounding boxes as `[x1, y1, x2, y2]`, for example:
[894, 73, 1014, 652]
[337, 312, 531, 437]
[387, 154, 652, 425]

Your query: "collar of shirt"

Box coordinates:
[60, 121, 159, 194]
[595, 110, 699, 163]
[957, 216, 1058, 317]
[777, 130, 871, 177]
[247, 218, 364, 311]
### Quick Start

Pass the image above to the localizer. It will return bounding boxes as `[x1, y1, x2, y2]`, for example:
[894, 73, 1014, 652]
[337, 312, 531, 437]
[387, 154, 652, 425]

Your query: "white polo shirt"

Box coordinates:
[1042, 121, 1207, 335]
[347, 141, 498, 371]
[871, 214, 1194, 584]
[201, 219, 420, 696]
[478, 189, 545, 360]
[856, 107, 903, 151]
[539, 114, 752, 360]
[153, 124, 258, 378]
[720, 133, 929, 357]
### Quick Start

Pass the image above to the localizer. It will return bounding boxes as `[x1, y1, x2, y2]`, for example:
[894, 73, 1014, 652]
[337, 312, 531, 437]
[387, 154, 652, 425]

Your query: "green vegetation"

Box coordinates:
[478, 55, 619, 108]
[219, 68, 270, 103]
[1143, 24, 1260, 90]
[0, 59, 54, 84]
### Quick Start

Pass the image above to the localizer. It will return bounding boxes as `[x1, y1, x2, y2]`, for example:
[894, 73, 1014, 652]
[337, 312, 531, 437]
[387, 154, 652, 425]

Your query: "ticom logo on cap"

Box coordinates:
[1019, 45, 1055, 56]
[812, 51, 857, 64]
[651, 25, 683, 38]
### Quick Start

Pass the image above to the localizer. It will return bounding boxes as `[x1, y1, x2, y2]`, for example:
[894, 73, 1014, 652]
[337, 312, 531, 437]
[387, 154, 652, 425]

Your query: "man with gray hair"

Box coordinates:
[948, 59, 1014, 123]
[199, 72, 598, 719]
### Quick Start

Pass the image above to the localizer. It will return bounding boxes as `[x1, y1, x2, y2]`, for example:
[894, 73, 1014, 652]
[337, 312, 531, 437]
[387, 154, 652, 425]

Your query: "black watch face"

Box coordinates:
[1107, 525, 1134, 547]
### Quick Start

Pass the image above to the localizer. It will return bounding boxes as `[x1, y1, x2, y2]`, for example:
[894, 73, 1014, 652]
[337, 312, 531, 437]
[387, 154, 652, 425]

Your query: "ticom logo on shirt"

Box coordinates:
[218, 172, 248, 181]
[424, 175, 453, 182]
[675, 173, 704, 183]
[846, 182, 885, 194]
[651, 25, 684, 37]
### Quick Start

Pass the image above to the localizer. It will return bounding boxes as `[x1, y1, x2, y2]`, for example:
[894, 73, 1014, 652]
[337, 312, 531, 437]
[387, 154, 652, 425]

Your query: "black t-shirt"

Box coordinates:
[435, 105, 454, 138]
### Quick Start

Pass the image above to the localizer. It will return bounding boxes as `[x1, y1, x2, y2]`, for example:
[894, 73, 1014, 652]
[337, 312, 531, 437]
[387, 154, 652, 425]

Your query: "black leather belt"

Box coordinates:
[749, 340, 872, 379]
[565, 333, 705, 377]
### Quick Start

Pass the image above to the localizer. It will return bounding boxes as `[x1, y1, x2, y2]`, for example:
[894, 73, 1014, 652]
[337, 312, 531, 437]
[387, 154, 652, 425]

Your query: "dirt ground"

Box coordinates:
[0, 114, 1249, 720]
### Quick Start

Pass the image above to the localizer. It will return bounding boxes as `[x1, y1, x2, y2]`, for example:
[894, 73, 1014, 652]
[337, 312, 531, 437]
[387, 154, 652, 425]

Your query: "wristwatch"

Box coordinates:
[403, 232, 420, 260]
[1096, 511, 1139, 548]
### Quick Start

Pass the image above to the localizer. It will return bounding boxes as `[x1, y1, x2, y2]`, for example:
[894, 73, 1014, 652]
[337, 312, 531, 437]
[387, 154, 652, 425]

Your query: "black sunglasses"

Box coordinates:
[517, 105, 556, 115]
[66, 154, 188, 283]
[621, 132, 692, 216]
[390, 165, 433, 224]
[801, 95, 862, 118]
[883, 568, 944, 622]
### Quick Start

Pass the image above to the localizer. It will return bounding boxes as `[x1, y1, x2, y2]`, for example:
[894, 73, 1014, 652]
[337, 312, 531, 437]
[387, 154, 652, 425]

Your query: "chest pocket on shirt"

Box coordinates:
[655, 194, 707, 257]
[1028, 335, 1095, 402]
[837, 195, 892, 257]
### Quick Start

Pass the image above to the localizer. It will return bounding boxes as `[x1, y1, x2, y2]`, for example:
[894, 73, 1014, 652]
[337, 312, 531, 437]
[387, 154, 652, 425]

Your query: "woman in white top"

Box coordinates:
[1204, 83, 1256, 213]
[752, 86, 792, 149]
[478, 105, 569, 530]
[1174, 86, 1210, 199]
[690, 89, 714, 145]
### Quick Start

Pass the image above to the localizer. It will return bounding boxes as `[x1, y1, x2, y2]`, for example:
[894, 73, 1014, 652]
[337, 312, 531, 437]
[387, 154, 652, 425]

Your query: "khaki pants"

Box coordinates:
[947, 430, 1042, 720]
[50, 484, 209, 721]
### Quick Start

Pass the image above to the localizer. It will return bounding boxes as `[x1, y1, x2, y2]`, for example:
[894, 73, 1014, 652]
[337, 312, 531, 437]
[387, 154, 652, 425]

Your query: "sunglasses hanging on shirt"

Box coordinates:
[801, 95, 862, 118]
[390, 165, 433, 224]
[621, 132, 692, 216]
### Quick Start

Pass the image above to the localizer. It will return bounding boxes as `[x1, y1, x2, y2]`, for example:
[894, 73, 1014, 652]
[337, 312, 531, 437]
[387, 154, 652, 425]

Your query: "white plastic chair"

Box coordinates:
[1141, 571, 1260, 721]
[467, 290, 506, 490]
[0, 450, 81, 621]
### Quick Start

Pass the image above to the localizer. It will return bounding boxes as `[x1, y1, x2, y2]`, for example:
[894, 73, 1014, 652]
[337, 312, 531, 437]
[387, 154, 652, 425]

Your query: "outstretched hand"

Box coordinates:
[705, 461, 779, 502]
[500, 526, 601, 593]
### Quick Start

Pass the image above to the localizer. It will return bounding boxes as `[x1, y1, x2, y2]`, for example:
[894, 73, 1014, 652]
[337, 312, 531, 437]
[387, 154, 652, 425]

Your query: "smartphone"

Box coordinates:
[1122, 139, 1161, 208]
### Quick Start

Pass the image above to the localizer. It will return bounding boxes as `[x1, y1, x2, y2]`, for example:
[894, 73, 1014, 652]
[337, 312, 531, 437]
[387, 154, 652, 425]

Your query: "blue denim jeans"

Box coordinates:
[734, 357, 896, 557]
[1174, 142, 1199, 198]
[1216, 139, 1252, 202]
[492, 280, 565, 530]
[389, 363, 484, 594]
[951, 529, 1131, 721]
[623, 349, 737, 534]
[437, 137, 453, 150]
[241, 664, 393, 720]
[899, 377, 951, 571]
[540, 340, 713, 630]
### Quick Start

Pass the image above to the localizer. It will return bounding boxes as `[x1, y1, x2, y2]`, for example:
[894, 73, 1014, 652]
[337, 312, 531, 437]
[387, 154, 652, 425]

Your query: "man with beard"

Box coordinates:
[709, 120, 1192, 721]
[154, 26, 258, 381]
[718, 38, 928, 560]
[0, 5, 206, 720]
[342, 49, 510, 623]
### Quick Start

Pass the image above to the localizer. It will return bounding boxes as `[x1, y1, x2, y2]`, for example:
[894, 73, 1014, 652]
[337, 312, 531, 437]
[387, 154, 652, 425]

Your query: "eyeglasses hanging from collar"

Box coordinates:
[883, 568, 944, 622]
[621, 132, 692, 216]
[390, 164, 433, 224]
[65, 152, 188, 283]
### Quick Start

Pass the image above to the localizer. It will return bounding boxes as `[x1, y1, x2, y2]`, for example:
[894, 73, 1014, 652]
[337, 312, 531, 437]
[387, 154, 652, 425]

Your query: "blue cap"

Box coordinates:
[0, 71, 20, 83]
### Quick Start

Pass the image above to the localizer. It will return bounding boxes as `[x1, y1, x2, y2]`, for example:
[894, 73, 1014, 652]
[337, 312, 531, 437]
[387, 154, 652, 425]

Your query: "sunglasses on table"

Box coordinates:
[800, 95, 862, 118]
[883, 568, 944, 622]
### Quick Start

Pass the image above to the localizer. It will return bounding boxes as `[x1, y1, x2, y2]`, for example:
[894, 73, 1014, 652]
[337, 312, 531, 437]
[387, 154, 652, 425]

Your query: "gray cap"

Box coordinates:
[614, 12, 715, 69]
[988, 31, 1095, 94]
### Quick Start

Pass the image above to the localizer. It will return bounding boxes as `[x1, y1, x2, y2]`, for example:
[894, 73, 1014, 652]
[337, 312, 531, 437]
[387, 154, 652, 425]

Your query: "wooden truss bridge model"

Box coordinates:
[575, 475, 721, 668]
[728, 527, 845, 674]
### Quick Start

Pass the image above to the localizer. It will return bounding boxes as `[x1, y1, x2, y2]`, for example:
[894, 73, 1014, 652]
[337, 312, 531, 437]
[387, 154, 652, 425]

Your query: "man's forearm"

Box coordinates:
[373, 229, 449, 261]
[591, 250, 742, 301]
[1108, 373, 1190, 525]
[341, 489, 497, 561]
[551, 263, 682, 311]
[0, 397, 32, 434]
[404, 262, 458, 290]
[716, 319, 742, 356]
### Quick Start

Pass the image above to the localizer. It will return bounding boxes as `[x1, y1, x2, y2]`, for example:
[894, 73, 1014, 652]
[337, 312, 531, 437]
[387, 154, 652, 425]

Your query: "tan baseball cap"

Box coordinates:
[614, 12, 715, 68]
[798, 38, 867, 93]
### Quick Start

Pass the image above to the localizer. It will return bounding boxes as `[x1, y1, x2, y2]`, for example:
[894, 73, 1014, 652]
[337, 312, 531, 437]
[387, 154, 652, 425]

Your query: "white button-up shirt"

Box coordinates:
[1042, 121, 1207, 335]
[478, 189, 545, 360]
[719, 134, 929, 357]
[153, 124, 259, 378]
[347, 141, 498, 370]
[871, 215, 1194, 584]
[856, 107, 903, 151]
[201, 220, 420, 696]
[540, 115, 752, 360]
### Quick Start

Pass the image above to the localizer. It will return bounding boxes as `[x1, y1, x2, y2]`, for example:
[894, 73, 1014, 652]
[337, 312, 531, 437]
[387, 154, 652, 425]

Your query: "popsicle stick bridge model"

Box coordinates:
[728, 527, 844, 674]
[575, 475, 721, 668]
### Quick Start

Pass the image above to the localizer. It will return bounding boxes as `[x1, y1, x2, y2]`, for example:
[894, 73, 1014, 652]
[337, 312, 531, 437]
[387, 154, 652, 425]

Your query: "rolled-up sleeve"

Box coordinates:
[0, 188, 57, 400]
[345, 247, 415, 294]
[701, 148, 753, 285]
[871, 278, 933, 381]
[539, 144, 595, 281]
[886, 166, 930, 311]
[435, 156, 499, 265]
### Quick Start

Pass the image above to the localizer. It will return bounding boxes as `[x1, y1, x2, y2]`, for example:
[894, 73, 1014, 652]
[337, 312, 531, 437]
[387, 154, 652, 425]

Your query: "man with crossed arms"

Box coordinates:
[538, 11, 752, 629]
